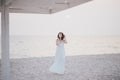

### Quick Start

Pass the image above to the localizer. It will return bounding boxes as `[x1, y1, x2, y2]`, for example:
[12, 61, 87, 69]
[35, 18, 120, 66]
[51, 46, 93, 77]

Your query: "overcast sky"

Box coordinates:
[0, 0, 120, 36]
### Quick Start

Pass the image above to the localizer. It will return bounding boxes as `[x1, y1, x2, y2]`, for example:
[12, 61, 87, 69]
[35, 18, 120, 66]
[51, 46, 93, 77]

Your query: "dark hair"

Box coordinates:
[57, 32, 65, 40]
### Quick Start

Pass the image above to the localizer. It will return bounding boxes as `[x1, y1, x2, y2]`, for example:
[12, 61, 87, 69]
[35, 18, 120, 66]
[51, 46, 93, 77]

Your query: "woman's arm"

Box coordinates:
[56, 39, 60, 46]
[63, 38, 67, 44]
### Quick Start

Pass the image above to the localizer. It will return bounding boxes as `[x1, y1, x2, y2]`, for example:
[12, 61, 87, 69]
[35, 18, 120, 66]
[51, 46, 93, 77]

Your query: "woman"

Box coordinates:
[49, 32, 67, 74]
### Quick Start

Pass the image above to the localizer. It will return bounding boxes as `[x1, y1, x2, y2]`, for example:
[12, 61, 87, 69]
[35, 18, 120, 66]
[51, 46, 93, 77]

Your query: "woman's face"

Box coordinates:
[59, 33, 62, 38]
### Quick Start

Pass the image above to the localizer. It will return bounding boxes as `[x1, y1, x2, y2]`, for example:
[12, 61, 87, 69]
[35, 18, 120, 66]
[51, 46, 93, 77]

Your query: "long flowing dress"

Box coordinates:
[49, 42, 65, 74]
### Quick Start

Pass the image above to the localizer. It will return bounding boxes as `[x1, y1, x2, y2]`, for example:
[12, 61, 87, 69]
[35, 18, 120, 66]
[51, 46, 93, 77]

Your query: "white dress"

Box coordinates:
[49, 42, 65, 74]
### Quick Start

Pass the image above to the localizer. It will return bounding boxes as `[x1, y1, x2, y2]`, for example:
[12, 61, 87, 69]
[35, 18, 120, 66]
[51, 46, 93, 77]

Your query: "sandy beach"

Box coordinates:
[0, 35, 120, 80]
[0, 54, 120, 80]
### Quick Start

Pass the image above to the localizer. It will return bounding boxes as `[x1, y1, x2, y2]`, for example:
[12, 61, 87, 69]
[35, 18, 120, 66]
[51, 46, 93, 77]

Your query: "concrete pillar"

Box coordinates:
[1, 0, 10, 80]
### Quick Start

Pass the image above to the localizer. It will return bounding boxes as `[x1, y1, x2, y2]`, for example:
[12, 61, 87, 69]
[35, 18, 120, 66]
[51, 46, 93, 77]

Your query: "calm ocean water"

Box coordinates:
[0, 35, 120, 58]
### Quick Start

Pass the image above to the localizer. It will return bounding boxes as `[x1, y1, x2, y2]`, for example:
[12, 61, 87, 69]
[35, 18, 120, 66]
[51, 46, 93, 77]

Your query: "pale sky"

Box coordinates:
[0, 0, 120, 36]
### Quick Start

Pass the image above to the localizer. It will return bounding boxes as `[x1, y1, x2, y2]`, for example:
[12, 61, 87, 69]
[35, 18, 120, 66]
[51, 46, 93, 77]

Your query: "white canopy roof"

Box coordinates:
[0, 0, 92, 14]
